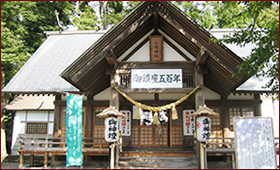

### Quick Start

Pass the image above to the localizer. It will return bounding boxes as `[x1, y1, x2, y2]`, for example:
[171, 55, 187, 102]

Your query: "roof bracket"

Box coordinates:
[196, 47, 208, 73]
[105, 49, 118, 66]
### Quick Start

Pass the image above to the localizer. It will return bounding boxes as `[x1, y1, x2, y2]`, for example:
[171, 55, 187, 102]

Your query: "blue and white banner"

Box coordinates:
[66, 93, 83, 167]
[131, 69, 182, 88]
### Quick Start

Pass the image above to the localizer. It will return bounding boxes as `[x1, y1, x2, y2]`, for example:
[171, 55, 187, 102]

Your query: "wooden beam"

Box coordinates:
[106, 66, 116, 75]
[120, 87, 195, 94]
[117, 61, 195, 73]
[70, 8, 153, 83]
[196, 47, 208, 73]
[153, 12, 158, 32]
[157, 9, 238, 75]
[110, 73, 119, 110]
[106, 50, 118, 66]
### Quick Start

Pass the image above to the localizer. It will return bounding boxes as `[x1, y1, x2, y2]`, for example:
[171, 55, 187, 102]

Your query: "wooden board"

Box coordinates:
[233, 117, 277, 169]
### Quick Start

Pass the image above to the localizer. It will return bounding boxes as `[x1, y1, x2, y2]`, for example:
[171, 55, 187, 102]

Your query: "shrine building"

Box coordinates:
[3, 1, 278, 168]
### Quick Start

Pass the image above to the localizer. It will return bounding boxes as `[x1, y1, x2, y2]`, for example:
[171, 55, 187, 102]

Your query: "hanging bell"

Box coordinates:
[171, 106, 178, 120]
[153, 112, 160, 125]
[135, 106, 140, 119]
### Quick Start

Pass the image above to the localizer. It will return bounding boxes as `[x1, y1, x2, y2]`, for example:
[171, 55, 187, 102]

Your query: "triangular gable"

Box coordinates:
[60, 1, 248, 96]
[126, 41, 187, 62]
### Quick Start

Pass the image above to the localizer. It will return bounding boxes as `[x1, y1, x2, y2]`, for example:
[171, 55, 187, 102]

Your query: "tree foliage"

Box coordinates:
[175, 1, 279, 98]
[219, 1, 279, 98]
[72, 2, 99, 30]
[1, 1, 75, 142]
[71, 1, 141, 30]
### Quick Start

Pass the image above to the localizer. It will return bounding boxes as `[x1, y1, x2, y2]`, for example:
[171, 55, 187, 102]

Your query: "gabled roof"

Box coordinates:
[60, 1, 248, 96]
[2, 31, 105, 94]
[3, 2, 258, 96]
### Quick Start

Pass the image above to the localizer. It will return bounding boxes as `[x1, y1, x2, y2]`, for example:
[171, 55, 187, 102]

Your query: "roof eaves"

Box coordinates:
[60, 1, 152, 79]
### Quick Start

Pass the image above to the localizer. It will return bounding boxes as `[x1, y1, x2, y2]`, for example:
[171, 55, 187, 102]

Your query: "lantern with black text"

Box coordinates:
[104, 117, 119, 142]
[196, 116, 211, 142]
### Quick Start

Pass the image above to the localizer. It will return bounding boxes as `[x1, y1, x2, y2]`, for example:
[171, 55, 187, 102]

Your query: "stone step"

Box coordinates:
[118, 156, 198, 169]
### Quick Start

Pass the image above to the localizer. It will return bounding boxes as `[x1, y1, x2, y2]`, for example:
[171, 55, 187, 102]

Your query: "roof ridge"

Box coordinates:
[44, 30, 107, 35]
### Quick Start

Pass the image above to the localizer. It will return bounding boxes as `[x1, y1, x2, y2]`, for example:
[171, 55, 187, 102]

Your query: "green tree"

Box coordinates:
[72, 2, 99, 30]
[219, 1, 279, 98]
[123, 1, 141, 14]
[211, 1, 253, 28]
[174, 1, 218, 29]
[71, 1, 140, 30]
[174, 1, 204, 25]
[1, 1, 76, 150]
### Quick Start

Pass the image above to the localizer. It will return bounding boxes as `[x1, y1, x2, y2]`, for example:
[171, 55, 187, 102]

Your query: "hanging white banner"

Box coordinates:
[118, 110, 131, 136]
[183, 110, 196, 136]
[131, 69, 182, 88]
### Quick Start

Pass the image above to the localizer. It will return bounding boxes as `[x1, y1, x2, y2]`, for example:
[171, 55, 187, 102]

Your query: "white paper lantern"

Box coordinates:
[104, 117, 119, 142]
[196, 116, 211, 142]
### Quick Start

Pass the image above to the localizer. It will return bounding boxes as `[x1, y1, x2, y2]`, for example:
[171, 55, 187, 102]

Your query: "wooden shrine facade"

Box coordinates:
[3, 2, 267, 162]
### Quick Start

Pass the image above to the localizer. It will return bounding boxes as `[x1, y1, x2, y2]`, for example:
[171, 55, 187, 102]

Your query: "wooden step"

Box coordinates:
[120, 147, 195, 157]
[118, 156, 198, 169]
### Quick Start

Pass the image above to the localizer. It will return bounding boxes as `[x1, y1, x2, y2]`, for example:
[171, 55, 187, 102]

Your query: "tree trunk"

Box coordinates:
[1, 71, 5, 129]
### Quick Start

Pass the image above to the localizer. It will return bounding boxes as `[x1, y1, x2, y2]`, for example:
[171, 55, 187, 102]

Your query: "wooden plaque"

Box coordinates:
[150, 35, 163, 61]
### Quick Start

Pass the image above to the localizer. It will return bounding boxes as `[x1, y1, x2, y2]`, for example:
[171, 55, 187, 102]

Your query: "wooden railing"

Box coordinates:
[17, 136, 109, 168]
[202, 137, 280, 169]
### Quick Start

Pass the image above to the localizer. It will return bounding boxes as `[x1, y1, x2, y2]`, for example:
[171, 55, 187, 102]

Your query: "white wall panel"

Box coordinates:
[15, 111, 26, 121]
[204, 87, 221, 100]
[48, 123, 54, 135]
[160, 93, 187, 100]
[261, 95, 279, 137]
[49, 111, 54, 121]
[227, 93, 254, 100]
[94, 87, 110, 100]
[163, 42, 186, 61]
[127, 43, 149, 61]
[26, 111, 48, 122]
[12, 116, 23, 148]
[128, 93, 154, 100]
[127, 41, 187, 62]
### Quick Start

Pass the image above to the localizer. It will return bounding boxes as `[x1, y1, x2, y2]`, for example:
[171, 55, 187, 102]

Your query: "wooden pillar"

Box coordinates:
[44, 152, 48, 168]
[86, 95, 94, 137]
[109, 72, 119, 169]
[30, 154, 34, 167]
[195, 69, 204, 110]
[110, 74, 119, 110]
[221, 95, 230, 134]
[254, 93, 262, 116]
[195, 66, 205, 169]
[52, 94, 61, 163]
[19, 152, 23, 168]
[53, 94, 62, 135]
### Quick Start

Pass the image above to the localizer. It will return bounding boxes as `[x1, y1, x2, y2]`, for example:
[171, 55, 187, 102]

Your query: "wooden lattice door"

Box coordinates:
[131, 115, 168, 147]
